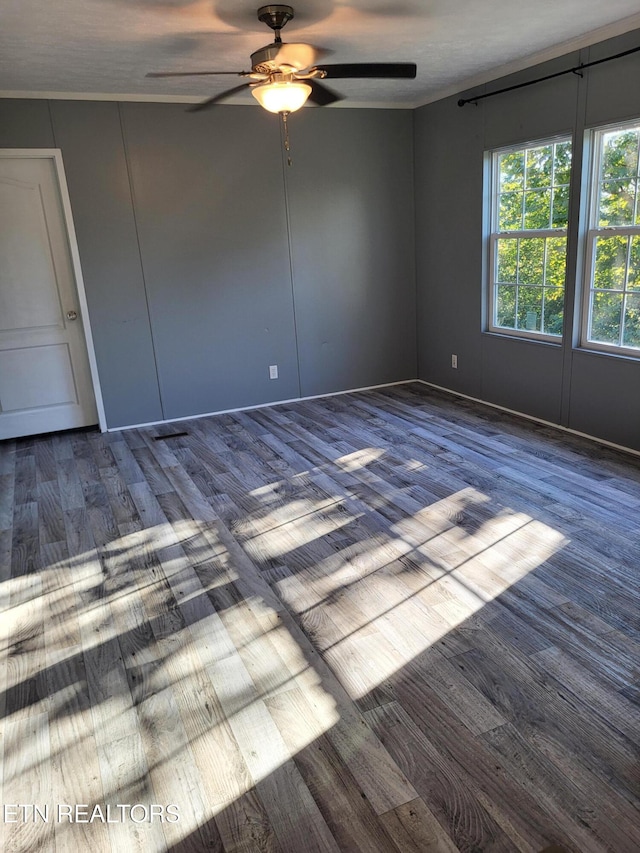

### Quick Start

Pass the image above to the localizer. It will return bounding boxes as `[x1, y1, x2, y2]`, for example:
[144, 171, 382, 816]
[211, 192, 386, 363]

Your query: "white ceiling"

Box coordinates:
[2, 0, 640, 108]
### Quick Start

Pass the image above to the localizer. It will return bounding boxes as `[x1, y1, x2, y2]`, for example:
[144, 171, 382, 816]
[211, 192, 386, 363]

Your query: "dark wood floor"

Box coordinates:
[1, 382, 639, 852]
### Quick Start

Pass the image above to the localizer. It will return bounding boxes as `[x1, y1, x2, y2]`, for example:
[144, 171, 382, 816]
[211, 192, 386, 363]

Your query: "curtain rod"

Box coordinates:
[458, 43, 640, 107]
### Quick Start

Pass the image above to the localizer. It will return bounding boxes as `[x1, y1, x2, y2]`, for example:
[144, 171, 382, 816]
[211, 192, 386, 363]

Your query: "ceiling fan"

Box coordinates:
[146, 4, 417, 115]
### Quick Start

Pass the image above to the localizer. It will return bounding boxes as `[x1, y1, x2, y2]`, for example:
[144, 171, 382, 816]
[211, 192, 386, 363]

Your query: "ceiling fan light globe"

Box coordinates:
[251, 80, 312, 113]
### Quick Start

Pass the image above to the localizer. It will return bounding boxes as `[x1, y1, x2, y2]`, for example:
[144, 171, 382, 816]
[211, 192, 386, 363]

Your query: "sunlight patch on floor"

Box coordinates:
[243, 501, 360, 558]
[0, 515, 343, 851]
[270, 488, 569, 701]
[334, 447, 386, 472]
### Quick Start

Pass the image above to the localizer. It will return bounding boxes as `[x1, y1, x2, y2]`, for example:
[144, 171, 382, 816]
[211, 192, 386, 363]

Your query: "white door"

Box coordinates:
[0, 155, 98, 440]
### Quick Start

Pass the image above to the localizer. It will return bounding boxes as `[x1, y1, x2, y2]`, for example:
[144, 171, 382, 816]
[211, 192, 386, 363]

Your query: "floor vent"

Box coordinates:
[153, 431, 189, 440]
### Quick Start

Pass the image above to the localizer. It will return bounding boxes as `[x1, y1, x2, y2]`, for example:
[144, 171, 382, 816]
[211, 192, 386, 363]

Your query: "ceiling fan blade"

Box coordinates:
[187, 83, 252, 111]
[316, 63, 417, 79]
[146, 70, 246, 78]
[307, 79, 344, 107]
[274, 43, 331, 71]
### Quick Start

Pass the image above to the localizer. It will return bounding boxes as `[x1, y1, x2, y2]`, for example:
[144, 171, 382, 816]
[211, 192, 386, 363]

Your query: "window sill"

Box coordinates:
[574, 344, 640, 363]
[483, 329, 563, 347]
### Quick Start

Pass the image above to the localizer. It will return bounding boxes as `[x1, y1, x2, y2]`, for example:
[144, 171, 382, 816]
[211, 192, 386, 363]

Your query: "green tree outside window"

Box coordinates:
[490, 139, 571, 339]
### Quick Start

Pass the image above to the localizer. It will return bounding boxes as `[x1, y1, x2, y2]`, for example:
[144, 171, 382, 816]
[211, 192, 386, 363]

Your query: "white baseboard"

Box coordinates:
[109, 375, 640, 459]
[416, 379, 640, 459]
[108, 378, 418, 433]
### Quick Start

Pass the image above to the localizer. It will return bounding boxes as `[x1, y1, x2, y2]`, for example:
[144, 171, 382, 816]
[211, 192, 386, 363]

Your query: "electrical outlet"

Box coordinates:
[451, 354, 458, 369]
[269, 364, 278, 380]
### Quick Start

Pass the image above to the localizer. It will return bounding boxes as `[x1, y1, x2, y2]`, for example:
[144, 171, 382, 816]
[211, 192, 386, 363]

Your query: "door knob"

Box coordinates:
[66, 310, 78, 321]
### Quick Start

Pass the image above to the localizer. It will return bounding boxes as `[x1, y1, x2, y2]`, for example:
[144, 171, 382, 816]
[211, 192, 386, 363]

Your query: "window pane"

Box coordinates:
[526, 146, 553, 188]
[623, 294, 640, 348]
[551, 185, 569, 228]
[496, 285, 516, 328]
[601, 129, 639, 182]
[518, 238, 544, 284]
[545, 237, 567, 287]
[554, 141, 572, 185]
[499, 151, 525, 191]
[499, 192, 523, 230]
[542, 288, 564, 336]
[590, 291, 623, 344]
[517, 286, 543, 331]
[629, 236, 640, 290]
[490, 137, 570, 340]
[598, 179, 636, 226]
[593, 235, 628, 290]
[496, 239, 517, 283]
[524, 189, 551, 229]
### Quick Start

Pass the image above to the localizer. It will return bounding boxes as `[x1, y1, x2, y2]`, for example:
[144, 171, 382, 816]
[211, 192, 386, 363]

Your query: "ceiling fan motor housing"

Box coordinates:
[250, 43, 284, 74]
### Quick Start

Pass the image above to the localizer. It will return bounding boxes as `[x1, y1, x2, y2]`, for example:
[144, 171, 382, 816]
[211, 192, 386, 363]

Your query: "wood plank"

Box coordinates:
[379, 797, 461, 853]
[37, 478, 66, 545]
[451, 637, 640, 825]
[45, 643, 111, 853]
[129, 445, 175, 495]
[56, 455, 86, 511]
[364, 701, 518, 852]
[0, 471, 15, 531]
[13, 451, 37, 505]
[2, 713, 54, 853]
[531, 644, 640, 747]
[3, 574, 48, 721]
[480, 722, 628, 853]
[118, 629, 224, 853]
[11, 501, 39, 577]
[265, 687, 409, 853]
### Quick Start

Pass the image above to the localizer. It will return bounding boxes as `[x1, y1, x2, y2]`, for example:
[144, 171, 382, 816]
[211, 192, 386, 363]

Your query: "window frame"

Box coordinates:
[486, 135, 572, 344]
[580, 119, 640, 358]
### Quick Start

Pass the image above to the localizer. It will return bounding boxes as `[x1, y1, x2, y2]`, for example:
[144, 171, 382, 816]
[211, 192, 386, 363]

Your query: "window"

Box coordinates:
[583, 122, 640, 354]
[487, 138, 572, 341]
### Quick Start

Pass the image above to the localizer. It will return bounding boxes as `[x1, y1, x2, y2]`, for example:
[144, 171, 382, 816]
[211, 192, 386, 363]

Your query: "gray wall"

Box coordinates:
[121, 103, 299, 420]
[1, 99, 416, 428]
[415, 28, 640, 452]
[285, 108, 416, 397]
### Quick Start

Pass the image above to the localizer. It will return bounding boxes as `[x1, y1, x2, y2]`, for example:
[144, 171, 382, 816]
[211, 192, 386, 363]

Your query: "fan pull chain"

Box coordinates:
[281, 111, 293, 167]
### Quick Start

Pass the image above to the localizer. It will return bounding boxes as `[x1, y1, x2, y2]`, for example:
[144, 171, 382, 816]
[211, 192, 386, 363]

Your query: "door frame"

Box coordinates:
[1, 148, 107, 433]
